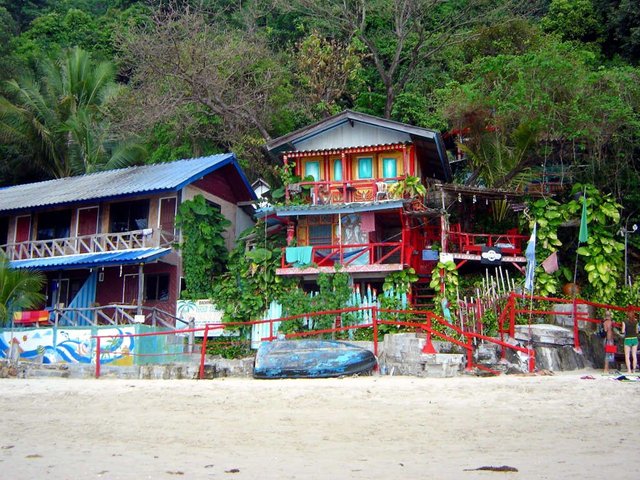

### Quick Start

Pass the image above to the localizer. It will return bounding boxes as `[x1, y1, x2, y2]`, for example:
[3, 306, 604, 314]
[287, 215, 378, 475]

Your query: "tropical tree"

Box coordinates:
[287, 0, 520, 118]
[0, 46, 144, 179]
[0, 255, 45, 326]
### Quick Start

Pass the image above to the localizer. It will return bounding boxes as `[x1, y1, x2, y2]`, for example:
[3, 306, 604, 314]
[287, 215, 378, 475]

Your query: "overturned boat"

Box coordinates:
[253, 339, 377, 379]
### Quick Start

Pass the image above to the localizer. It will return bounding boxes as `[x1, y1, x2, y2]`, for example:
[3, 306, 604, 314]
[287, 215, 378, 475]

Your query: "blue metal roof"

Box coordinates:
[275, 200, 405, 217]
[9, 248, 171, 271]
[0, 154, 257, 213]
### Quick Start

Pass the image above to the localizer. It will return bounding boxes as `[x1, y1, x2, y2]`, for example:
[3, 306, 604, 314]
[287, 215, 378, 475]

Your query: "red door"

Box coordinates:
[122, 274, 140, 305]
[159, 197, 177, 238]
[14, 216, 31, 259]
[77, 207, 99, 252]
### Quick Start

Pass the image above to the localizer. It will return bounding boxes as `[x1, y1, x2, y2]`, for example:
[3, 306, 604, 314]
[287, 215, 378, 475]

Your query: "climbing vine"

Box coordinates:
[568, 184, 623, 304]
[523, 197, 565, 296]
[429, 260, 459, 322]
[210, 220, 293, 328]
[175, 195, 230, 299]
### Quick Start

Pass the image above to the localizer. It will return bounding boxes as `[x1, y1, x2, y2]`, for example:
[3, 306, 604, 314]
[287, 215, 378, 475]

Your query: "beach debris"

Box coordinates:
[1, 445, 14, 449]
[225, 468, 240, 473]
[25, 454, 42, 459]
[166, 471, 184, 475]
[465, 465, 518, 472]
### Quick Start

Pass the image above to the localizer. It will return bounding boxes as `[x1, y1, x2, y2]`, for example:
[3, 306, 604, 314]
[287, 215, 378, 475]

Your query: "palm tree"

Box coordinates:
[0, 255, 45, 327]
[0, 47, 145, 179]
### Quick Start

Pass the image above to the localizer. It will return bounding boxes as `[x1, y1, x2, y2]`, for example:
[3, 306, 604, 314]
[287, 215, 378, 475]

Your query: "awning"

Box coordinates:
[275, 200, 405, 217]
[9, 248, 172, 271]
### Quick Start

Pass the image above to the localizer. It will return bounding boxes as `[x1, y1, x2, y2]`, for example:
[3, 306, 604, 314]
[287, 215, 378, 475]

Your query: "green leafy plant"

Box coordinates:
[0, 254, 45, 326]
[278, 271, 352, 335]
[523, 197, 566, 296]
[388, 175, 427, 199]
[429, 260, 459, 322]
[211, 221, 293, 330]
[569, 184, 624, 304]
[175, 195, 231, 299]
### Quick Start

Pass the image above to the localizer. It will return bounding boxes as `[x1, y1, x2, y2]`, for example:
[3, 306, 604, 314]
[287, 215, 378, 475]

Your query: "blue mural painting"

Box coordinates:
[0, 326, 136, 365]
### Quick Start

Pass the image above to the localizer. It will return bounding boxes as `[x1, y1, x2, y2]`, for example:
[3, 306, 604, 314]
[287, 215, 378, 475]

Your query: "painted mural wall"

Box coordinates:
[0, 325, 188, 366]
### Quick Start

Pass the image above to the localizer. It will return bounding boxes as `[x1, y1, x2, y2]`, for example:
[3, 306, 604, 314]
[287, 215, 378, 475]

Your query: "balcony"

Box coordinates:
[1, 229, 176, 261]
[277, 241, 404, 276]
[285, 177, 402, 206]
[447, 224, 528, 257]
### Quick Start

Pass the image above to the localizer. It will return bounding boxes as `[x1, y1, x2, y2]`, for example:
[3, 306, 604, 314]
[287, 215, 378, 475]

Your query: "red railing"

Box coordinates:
[281, 242, 403, 268]
[497, 291, 639, 355]
[448, 226, 528, 255]
[92, 306, 537, 379]
[285, 177, 404, 205]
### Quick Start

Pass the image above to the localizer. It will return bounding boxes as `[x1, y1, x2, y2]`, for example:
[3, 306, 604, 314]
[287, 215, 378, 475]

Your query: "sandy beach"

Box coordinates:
[0, 370, 638, 480]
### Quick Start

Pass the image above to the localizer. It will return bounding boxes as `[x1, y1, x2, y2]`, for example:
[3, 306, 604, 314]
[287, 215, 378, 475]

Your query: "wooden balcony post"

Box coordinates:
[137, 264, 144, 315]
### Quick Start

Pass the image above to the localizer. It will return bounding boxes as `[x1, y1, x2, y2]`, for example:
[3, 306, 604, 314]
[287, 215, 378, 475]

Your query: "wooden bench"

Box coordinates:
[13, 310, 50, 327]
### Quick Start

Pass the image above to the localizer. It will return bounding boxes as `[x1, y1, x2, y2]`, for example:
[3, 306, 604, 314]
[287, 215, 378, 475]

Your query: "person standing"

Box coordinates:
[621, 310, 639, 374]
[602, 310, 616, 374]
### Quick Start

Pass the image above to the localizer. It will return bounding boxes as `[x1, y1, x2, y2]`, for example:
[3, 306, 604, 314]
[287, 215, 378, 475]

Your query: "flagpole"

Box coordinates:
[572, 189, 588, 352]
[524, 222, 537, 371]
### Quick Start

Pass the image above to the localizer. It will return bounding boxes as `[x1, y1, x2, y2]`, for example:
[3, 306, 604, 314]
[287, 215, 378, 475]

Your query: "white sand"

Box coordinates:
[0, 370, 638, 480]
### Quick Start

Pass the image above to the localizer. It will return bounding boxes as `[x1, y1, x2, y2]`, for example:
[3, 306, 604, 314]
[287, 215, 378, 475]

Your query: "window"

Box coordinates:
[0, 217, 8, 245]
[110, 200, 149, 232]
[382, 158, 398, 179]
[308, 224, 332, 246]
[37, 210, 71, 240]
[333, 159, 343, 181]
[145, 274, 170, 301]
[357, 157, 373, 179]
[304, 161, 320, 181]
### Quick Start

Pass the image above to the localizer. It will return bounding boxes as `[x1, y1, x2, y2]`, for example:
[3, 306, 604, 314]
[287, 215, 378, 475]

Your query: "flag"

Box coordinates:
[541, 251, 559, 274]
[524, 223, 537, 293]
[578, 194, 588, 243]
[441, 298, 452, 322]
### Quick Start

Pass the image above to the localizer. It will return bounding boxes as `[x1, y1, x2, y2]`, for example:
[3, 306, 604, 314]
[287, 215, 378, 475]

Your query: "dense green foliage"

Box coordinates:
[0, 254, 45, 326]
[1, 0, 640, 316]
[175, 195, 230, 299]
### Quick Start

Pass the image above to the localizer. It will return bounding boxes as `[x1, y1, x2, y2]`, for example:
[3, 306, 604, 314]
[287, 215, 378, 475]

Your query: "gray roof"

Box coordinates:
[264, 110, 452, 183]
[275, 200, 405, 217]
[0, 154, 255, 213]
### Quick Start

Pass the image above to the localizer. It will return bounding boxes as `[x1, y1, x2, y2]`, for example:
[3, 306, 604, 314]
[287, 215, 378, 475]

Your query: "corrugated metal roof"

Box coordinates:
[9, 248, 171, 271]
[0, 154, 255, 213]
[275, 200, 405, 217]
[265, 110, 437, 152]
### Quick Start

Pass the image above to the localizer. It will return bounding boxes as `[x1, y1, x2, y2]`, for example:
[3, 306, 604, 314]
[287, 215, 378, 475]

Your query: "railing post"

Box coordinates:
[572, 297, 581, 351]
[372, 307, 378, 358]
[509, 294, 516, 338]
[528, 348, 536, 373]
[466, 333, 474, 371]
[199, 324, 209, 380]
[95, 336, 101, 379]
[188, 318, 195, 354]
[422, 312, 436, 354]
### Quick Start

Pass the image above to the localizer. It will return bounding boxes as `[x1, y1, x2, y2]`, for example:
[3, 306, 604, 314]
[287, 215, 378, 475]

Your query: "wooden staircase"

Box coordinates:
[411, 276, 436, 310]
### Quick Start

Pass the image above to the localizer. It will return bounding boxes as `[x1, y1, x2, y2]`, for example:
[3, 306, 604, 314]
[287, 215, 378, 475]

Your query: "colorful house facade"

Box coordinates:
[0, 154, 256, 323]
[264, 110, 453, 293]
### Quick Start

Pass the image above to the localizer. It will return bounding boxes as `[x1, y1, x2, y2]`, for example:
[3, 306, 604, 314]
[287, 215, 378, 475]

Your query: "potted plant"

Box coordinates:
[388, 175, 427, 200]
